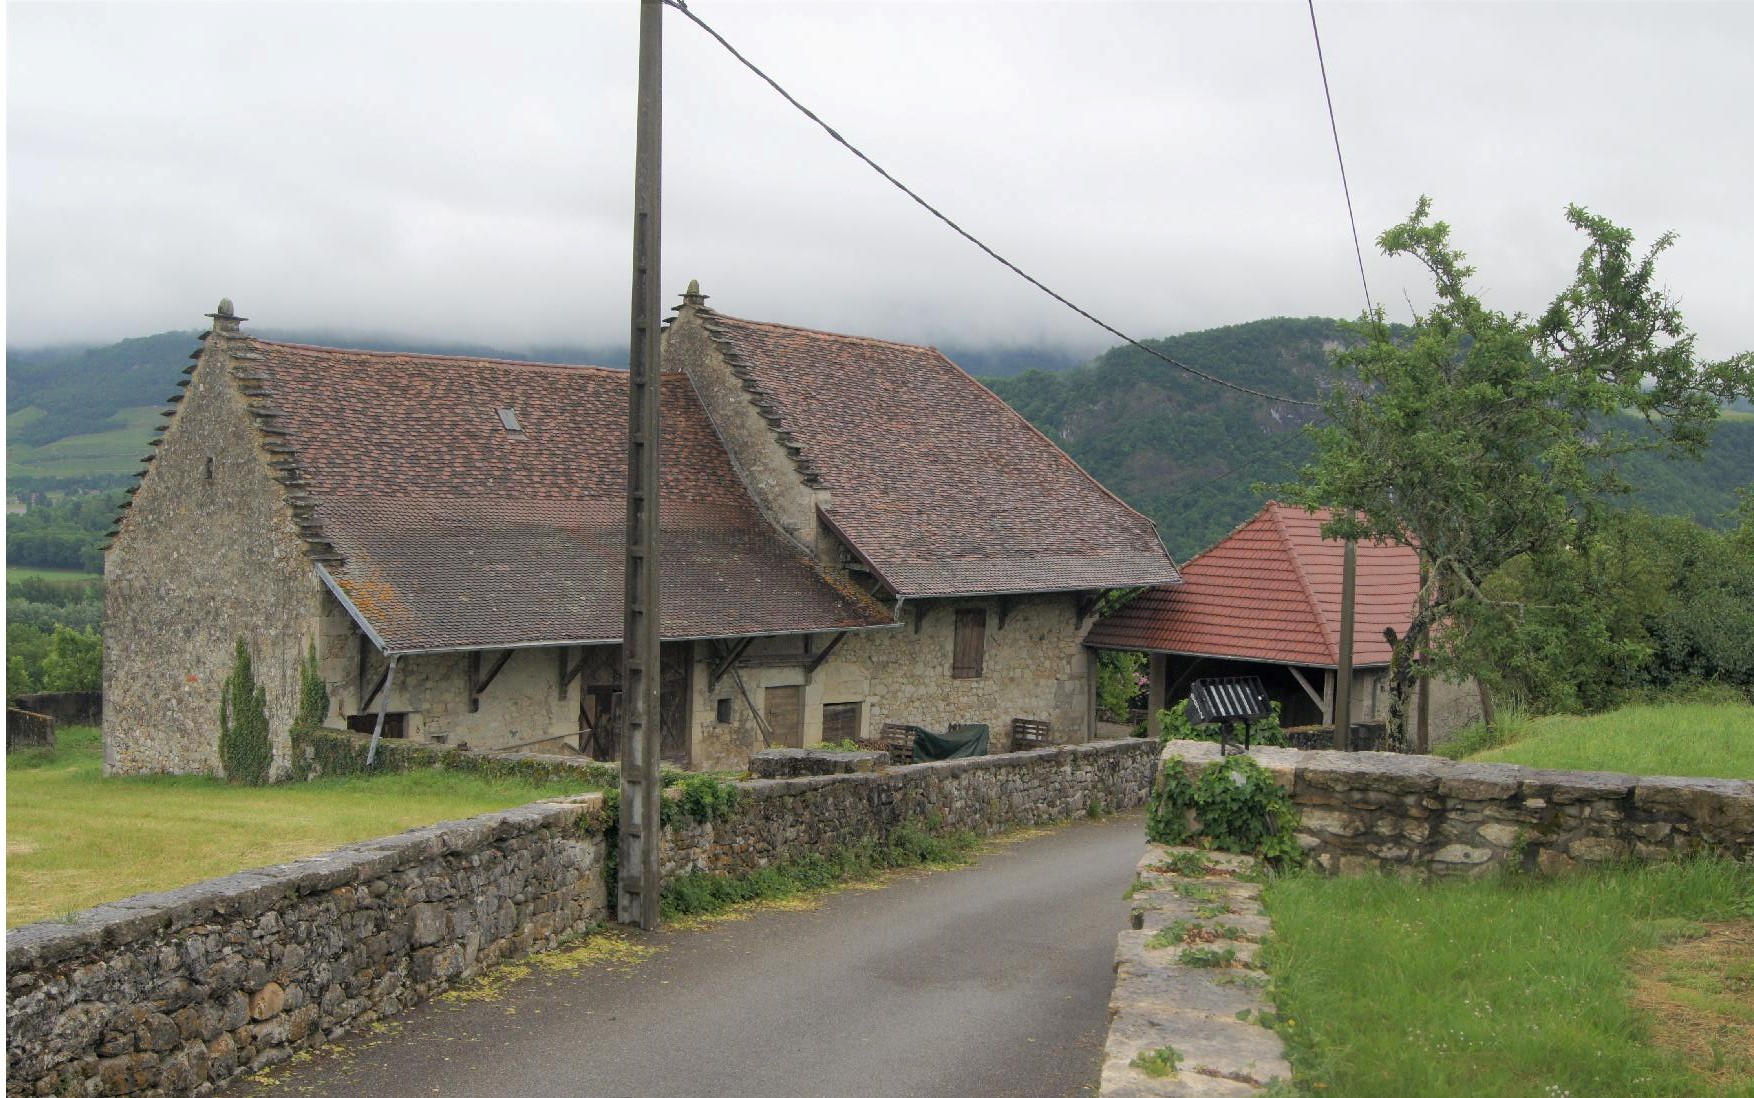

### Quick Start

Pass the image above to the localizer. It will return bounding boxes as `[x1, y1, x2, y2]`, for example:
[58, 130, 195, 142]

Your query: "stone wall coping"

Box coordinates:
[1162, 739, 1753, 810]
[6, 794, 602, 970]
[729, 738, 1157, 801]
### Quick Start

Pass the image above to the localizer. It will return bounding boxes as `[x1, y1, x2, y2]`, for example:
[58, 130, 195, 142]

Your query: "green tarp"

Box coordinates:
[911, 723, 990, 761]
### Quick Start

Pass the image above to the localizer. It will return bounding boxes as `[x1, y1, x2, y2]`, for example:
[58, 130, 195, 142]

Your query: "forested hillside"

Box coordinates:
[987, 318, 1341, 560]
[987, 318, 1754, 562]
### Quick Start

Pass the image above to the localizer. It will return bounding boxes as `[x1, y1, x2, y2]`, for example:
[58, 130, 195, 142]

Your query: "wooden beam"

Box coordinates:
[558, 647, 587, 699]
[360, 665, 390, 712]
[1320, 669, 1334, 727]
[709, 636, 755, 689]
[1147, 653, 1167, 736]
[469, 650, 514, 713]
[1287, 666, 1325, 711]
[804, 631, 848, 675]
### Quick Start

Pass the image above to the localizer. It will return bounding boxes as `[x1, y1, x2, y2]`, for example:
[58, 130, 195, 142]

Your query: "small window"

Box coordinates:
[952, 609, 986, 679]
[497, 408, 522, 432]
[716, 697, 733, 723]
[203, 456, 214, 481]
[345, 712, 407, 739]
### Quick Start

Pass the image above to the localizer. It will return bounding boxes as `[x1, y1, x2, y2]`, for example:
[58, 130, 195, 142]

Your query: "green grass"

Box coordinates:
[1457, 701, 1754, 779]
[6, 726, 601, 927]
[1264, 860, 1754, 1098]
[6, 565, 99, 583]
[6, 404, 160, 479]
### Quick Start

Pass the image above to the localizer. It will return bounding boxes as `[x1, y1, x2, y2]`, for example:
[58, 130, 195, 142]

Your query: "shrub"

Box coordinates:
[295, 641, 329, 729]
[1147, 755, 1302, 865]
[219, 639, 272, 785]
[1155, 698, 1289, 747]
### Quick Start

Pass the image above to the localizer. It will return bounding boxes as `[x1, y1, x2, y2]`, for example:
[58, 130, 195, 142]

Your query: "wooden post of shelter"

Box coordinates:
[618, 0, 665, 931]
[1334, 537, 1357, 750]
[1146, 652, 1167, 737]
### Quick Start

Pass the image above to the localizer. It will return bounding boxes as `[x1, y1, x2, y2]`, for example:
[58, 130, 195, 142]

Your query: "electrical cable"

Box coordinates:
[663, 0, 1321, 409]
[1305, 0, 1376, 321]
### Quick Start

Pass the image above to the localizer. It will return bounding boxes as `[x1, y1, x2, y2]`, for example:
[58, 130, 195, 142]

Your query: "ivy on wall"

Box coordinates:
[219, 639, 272, 786]
[1146, 754, 1302, 866]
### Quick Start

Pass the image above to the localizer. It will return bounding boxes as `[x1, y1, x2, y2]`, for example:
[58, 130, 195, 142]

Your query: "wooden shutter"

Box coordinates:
[764, 685, 804, 747]
[822, 702, 861, 743]
[952, 609, 987, 679]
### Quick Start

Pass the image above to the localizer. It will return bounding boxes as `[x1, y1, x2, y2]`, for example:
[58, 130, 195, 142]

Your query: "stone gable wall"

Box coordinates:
[5, 799, 606, 1098]
[104, 330, 326, 777]
[1163, 740, 1754, 876]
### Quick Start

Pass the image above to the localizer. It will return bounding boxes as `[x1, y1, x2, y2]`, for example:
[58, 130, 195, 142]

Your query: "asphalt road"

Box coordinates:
[236, 814, 1147, 1098]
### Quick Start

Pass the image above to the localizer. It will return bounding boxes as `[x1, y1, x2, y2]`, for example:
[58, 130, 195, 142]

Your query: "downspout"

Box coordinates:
[365, 654, 400, 768]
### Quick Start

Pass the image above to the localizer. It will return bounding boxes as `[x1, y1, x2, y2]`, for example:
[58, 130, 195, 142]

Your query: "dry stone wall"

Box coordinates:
[1163, 740, 1754, 877]
[662, 738, 1158, 879]
[5, 799, 606, 1098]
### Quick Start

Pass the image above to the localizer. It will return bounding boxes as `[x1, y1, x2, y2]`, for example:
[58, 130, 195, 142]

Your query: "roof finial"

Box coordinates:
[205, 297, 246, 334]
[681, 280, 708, 308]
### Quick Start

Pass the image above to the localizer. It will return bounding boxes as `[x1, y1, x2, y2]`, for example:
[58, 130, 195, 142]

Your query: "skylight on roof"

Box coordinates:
[497, 408, 522, 433]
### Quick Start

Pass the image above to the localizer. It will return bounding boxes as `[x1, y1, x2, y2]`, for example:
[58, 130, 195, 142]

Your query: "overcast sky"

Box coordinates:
[7, 1, 1751, 360]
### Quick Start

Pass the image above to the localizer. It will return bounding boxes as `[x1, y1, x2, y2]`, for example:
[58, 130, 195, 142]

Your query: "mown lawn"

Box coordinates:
[6, 726, 603, 927]
[1458, 701, 1754, 779]
[5, 565, 100, 584]
[1264, 860, 1754, 1098]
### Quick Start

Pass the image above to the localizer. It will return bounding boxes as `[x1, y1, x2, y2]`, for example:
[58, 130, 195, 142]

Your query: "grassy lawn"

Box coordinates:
[1265, 860, 1754, 1097]
[6, 726, 604, 927]
[6, 564, 100, 583]
[1453, 701, 1754, 779]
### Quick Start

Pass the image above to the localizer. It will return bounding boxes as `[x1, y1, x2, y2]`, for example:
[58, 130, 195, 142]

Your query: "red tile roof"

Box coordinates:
[237, 339, 893, 652]
[695, 309, 1183, 598]
[1083, 502, 1421, 667]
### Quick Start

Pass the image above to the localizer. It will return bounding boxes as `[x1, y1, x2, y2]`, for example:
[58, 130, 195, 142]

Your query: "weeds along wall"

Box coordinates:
[5, 798, 608, 1098]
[1161, 740, 1754, 877]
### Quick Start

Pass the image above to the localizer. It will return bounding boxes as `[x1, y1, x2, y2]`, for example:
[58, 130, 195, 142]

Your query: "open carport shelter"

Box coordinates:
[1084, 502, 1480, 745]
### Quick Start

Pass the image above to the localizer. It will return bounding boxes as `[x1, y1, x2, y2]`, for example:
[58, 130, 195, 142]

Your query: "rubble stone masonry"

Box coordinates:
[1163, 740, 1754, 877]
[5, 799, 606, 1098]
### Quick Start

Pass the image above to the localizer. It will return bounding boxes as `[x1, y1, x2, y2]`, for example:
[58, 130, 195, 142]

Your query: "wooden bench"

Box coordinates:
[1011, 718, 1052, 751]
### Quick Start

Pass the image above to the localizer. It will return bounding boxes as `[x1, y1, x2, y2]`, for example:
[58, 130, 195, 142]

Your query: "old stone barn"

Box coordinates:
[105, 288, 1182, 775]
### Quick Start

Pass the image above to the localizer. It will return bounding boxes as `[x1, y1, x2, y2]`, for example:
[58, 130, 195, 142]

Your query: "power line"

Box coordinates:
[663, 0, 1321, 409]
[1305, 0, 1376, 320]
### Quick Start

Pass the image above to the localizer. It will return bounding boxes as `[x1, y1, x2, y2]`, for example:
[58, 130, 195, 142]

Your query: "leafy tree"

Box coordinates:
[38, 625, 102, 693]
[219, 639, 272, 784]
[1287, 198, 1753, 742]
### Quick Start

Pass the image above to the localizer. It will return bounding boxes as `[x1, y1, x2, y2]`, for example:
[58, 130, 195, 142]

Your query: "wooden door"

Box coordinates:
[765, 685, 804, 748]
[660, 645, 691, 765]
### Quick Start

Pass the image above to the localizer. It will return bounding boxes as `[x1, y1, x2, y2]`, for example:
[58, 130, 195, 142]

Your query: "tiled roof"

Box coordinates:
[237, 339, 893, 652]
[694, 310, 1183, 598]
[1083, 502, 1421, 667]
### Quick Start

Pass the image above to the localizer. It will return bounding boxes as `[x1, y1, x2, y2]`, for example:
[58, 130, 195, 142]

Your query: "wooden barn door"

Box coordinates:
[764, 685, 804, 748]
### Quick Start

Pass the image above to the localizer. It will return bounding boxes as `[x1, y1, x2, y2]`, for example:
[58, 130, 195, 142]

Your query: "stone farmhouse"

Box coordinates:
[104, 287, 1182, 776]
[1084, 501, 1480, 744]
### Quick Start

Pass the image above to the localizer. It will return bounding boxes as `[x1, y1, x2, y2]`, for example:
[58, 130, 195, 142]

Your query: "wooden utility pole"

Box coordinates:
[1333, 537, 1357, 751]
[618, 0, 664, 931]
